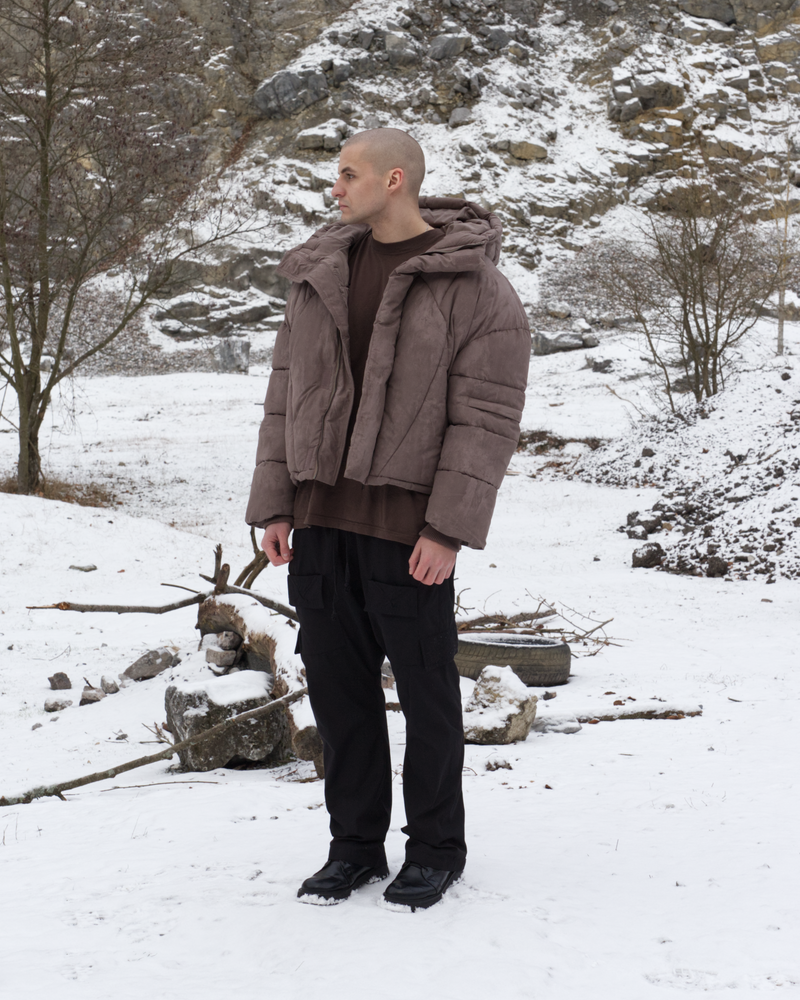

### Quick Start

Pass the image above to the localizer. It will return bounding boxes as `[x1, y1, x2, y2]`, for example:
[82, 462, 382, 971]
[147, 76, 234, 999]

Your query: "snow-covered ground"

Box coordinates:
[1, 333, 799, 998]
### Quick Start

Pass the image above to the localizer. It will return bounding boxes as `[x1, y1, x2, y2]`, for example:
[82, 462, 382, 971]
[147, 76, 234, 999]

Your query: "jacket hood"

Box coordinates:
[277, 197, 503, 283]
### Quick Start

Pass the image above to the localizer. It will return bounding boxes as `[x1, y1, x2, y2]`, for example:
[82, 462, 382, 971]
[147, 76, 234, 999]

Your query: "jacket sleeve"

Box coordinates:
[424, 271, 530, 549]
[245, 285, 300, 528]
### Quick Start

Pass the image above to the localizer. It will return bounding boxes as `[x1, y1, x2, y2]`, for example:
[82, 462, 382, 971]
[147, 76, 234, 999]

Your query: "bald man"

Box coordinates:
[246, 128, 530, 910]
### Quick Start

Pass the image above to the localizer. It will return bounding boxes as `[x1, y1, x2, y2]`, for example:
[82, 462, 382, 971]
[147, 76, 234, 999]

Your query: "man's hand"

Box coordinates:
[261, 522, 293, 567]
[409, 537, 456, 586]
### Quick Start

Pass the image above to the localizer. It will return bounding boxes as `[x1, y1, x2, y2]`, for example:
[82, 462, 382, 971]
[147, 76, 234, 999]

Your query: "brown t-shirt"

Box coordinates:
[288, 226, 460, 550]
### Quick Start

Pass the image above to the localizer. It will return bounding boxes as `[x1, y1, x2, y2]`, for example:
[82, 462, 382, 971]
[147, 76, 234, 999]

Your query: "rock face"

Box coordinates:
[165, 671, 291, 771]
[253, 67, 329, 117]
[463, 665, 538, 745]
[121, 648, 180, 681]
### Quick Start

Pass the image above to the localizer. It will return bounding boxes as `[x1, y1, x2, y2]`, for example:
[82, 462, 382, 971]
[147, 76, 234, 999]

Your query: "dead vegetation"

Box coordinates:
[0, 473, 117, 508]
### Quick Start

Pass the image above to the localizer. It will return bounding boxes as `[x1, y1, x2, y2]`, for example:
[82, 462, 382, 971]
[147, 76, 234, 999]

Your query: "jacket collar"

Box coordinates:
[276, 197, 502, 285]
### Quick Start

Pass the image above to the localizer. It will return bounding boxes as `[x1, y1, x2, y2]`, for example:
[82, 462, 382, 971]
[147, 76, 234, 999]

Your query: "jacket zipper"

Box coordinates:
[313, 331, 342, 480]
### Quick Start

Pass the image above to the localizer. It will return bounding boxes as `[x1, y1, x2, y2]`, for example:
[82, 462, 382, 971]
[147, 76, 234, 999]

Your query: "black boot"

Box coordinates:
[297, 860, 390, 905]
[382, 861, 464, 911]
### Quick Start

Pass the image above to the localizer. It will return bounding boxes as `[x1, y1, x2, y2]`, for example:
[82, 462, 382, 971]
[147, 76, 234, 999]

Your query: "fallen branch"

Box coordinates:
[457, 610, 556, 632]
[26, 594, 205, 615]
[26, 543, 299, 622]
[0, 686, 308, 807]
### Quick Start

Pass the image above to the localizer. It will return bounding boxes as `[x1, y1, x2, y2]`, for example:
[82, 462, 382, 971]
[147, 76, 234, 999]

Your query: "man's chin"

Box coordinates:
[340, 207, 366, 224]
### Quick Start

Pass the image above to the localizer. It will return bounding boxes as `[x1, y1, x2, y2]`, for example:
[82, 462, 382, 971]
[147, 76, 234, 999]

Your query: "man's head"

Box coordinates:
[331, 128, 426, 227]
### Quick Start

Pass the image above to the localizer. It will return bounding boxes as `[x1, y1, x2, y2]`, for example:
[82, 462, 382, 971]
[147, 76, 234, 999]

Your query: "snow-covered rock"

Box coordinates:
[164, 671, 290, 771]
[463, 666, 538, 745]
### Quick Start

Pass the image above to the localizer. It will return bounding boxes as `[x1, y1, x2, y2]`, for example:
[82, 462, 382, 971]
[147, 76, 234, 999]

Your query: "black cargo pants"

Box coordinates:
[287, 525, 466, 872]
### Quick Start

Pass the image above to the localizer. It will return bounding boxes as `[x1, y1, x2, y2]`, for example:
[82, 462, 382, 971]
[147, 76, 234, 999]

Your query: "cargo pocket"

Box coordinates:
[365, 580, 418, 619]
[287, 574, 325, 610]
[421, 628, 459, 671]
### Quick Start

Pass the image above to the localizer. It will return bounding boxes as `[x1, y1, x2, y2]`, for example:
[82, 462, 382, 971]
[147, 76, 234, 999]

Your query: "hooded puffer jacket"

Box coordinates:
[246, 197, 531, 549]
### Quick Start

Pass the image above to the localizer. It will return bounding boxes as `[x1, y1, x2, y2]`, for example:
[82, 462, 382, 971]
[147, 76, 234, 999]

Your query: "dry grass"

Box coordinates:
[0, 473, 118, 508]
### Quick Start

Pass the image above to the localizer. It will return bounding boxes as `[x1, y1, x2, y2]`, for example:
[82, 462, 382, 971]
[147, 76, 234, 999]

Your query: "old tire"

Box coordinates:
[456, 633, 571, 687]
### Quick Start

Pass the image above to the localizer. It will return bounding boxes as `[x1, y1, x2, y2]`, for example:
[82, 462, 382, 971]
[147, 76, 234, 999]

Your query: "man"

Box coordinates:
[246, 128, 530, 910]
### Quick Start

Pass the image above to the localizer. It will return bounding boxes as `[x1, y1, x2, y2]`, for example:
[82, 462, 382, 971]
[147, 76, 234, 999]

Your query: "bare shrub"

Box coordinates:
[545, 183, 780, 412]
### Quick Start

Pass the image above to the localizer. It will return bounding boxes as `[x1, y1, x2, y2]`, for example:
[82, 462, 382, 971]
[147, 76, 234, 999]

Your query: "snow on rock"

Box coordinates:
[164, 670, 291, 771]
[463, 665, 538, 745]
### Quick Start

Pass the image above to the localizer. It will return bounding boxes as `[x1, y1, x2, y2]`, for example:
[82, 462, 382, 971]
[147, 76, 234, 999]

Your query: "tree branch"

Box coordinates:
[0, 686, 309, 807]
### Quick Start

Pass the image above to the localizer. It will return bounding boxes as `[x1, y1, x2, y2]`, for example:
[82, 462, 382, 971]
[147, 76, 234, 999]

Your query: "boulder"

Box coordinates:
[509, 138, 548, 160]
[428, 34, 472, 59]
[121, 647, 180, 682]
[331, 60, 352, 86]
[632, 542, 665, 568]
[449, 106, 473, 128]
[80, 686, 106, 706]
[706, 556, 729, 577]
[547, 301, 572, 318]
[631, 73, 684, 110]
[164, 672, 290, 771]
[533, 331, 595, 355]
[679, 0, 735, 22]
[253, 68, 329, 119]
[463, 666, 538, 745]
[532, 712, 582, 734]
[483, 26, 512, 50]
[384, 32, 420, 67]
[217, 337, 250, 374]
[295, 118, 348, 151]
[100, 675, 119, 695]
[48, 672, 71, 690]
[44, 695, 73, 713]
[356, 27, 374, 49]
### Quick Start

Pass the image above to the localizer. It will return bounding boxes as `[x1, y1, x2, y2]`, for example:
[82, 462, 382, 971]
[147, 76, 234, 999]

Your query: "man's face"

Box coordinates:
[331, 145, 392, 225]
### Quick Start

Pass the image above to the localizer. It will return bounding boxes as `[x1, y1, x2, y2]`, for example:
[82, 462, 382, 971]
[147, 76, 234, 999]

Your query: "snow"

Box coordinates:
[2, 4, 800, 991]
[172, 669, 271, 708]
[2, 335, 798, 996]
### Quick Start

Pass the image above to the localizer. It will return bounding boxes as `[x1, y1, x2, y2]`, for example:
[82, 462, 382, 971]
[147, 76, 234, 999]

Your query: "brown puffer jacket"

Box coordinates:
[246, 197, 531, 549]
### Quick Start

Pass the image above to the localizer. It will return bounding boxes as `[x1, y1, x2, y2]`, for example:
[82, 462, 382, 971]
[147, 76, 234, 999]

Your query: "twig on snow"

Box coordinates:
[0, 686, 308, 807]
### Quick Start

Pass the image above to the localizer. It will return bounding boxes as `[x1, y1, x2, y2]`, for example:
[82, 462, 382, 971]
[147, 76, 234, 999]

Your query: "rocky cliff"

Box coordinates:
[144, 0, 800, 351]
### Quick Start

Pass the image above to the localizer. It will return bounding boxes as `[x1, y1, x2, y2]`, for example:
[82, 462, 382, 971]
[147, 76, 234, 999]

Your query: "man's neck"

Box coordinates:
[369, 211, 432, 245]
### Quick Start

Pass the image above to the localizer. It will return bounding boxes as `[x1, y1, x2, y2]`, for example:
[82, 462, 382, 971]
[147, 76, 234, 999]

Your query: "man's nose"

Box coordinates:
[331, 179, 344, 197]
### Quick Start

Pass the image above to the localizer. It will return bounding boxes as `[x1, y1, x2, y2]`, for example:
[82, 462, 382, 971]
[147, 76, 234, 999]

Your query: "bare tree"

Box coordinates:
[764, 127, 800, 357]
[546, 182, 779, 412]
[0, 0, 258, 493]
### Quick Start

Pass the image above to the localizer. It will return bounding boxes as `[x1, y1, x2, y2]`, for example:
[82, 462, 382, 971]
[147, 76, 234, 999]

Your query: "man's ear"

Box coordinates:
[386, 166, 404, 193]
